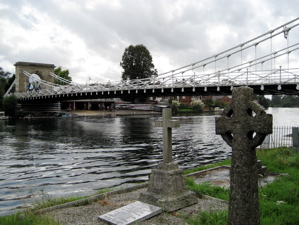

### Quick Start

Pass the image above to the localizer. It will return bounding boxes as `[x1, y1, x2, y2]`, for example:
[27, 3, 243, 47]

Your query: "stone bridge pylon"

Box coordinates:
[14, 61, 55, 92]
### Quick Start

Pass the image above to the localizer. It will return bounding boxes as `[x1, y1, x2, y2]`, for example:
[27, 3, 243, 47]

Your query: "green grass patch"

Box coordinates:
[179, 109, 195, 112]
[186, 210, 228, 225]
[184, 158, 231, 175]
[185, 147, 299, 225]
[32, 195, 88, 210]
[0, 195, 89, 225]
[0, 210, 60, 225]
[186, 177, 230, 201]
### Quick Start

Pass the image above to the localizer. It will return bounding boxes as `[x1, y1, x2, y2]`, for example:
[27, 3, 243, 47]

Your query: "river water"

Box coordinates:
[0, 107, 298, 216]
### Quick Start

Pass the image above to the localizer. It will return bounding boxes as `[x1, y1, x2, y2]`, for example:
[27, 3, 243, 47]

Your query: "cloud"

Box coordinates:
[0, 0, 298, 84]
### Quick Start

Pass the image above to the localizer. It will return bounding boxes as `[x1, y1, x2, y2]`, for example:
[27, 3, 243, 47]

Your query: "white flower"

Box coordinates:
[276, 201, 286, 205]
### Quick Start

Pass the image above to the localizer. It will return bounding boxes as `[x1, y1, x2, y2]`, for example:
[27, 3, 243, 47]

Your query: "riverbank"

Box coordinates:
[67, 109, 160, 117]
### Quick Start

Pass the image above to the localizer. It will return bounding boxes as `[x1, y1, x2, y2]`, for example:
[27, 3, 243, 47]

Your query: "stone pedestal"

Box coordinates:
[139, 162, 198, 212]
[257, 160, 267, 176]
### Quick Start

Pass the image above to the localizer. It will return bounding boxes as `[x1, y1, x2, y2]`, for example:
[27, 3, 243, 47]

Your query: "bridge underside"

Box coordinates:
[17, 84, 299, 104]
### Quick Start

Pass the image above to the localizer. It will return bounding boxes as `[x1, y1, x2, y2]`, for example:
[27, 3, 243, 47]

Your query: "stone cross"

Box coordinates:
[155, 107, 180, 163]
[215, 87, 272, 225]
[140, 107, 198, 212]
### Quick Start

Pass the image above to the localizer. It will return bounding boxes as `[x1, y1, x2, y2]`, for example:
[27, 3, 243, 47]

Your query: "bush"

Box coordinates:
[171, 100, 180, 114]
[191, 100, 204, 112]
[179, 103, 189, 110]
[2, 95, 17, 117]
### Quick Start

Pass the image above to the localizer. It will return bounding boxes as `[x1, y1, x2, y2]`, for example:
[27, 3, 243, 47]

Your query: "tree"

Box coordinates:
[54, 67, 72, 85]
[0, 67, 13, 110]
[2, 95, 17, 117]
[257, 95, 270, 109]
[191, 100, 204, 112]
[204, 97, 214, 111]
[171, 100, 180, 114]
[271, 95, 282, 107]
[120, 44, 158, 80]
[214, 99, 225, 108]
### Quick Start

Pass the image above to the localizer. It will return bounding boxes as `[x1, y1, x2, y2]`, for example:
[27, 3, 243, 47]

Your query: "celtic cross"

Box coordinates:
[216, 87, 272, 225]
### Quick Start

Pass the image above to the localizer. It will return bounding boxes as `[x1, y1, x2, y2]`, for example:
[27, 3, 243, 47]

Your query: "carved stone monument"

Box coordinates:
[216, 87, 272, 225]
[139, 107, 198, 212]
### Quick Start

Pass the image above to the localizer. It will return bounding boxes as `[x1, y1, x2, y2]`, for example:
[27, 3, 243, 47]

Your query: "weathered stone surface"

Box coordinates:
[14, 61, 55, 92]
[140, 108, 198, 212]
[98, 201, 162, 225]
[215, 86, 272, 225]
[155, 107, 180, 163]
[139, 162, 198, 212]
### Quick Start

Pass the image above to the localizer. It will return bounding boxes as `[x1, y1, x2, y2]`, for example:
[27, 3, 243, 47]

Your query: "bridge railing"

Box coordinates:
[13, 67, 299, 100]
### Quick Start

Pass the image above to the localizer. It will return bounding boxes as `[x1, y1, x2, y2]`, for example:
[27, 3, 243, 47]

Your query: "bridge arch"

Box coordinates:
[14, 61, 55, 92]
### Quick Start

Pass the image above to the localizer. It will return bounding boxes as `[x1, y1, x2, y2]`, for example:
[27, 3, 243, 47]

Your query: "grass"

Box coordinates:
[184, 158, 231, 175]
[186, 210, 228, 225]
[186, 177, 230, 201]
[0, 194, 90, 225]
[32, 195, 89, 210]
[185, 147, 299, 225]
[0, 210, 60, 225]
[179, 109, 195, 112]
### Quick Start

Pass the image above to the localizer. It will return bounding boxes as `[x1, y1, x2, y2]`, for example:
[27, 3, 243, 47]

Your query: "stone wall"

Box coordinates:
[14, 61, 55, 92]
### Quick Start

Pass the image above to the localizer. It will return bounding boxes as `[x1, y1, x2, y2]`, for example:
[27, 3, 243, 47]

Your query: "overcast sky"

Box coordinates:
[0, 0, 298, 84]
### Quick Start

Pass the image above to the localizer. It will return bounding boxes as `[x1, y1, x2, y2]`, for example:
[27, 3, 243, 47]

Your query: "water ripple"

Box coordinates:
[0, 115, 231, 216]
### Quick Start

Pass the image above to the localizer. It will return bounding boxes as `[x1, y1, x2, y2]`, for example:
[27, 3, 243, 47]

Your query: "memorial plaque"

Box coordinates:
[98, 201, 162, 225]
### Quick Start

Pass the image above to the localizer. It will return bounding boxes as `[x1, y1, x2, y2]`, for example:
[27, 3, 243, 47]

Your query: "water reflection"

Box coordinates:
[266, 107, 299, 126]
[0, 114, 231, 216]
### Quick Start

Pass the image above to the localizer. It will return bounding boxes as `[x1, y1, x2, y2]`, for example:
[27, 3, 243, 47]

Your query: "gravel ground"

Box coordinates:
[44, 187, 228, 225]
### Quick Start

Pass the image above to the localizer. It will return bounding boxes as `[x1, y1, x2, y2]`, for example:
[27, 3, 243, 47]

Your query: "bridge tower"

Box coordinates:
[14, 61, 55, 92]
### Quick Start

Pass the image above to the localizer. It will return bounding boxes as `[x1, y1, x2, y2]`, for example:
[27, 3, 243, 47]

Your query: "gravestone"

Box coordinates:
[216, 87, 272, 225]
[139, 107, 198, 212]
[98, 201, 162, 225]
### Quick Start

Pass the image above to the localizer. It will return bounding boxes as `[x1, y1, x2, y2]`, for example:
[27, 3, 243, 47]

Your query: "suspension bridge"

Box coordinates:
[5, 18, 299, 104]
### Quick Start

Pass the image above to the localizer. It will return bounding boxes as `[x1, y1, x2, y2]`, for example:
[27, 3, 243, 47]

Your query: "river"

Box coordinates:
[0, 107, 298, 216]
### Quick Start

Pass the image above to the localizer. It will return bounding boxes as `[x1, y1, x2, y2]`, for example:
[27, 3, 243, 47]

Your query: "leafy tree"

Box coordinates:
[0, 78, 5, 110]
[0, 67, 13, 110]
[271, 95, 282, 107]
[214, 99, 225, 108]
[204, 97, 214, 110]
[2, 95, 17, 117]
[54, 67, 72, 85]
[171, 100, 180, 114]
[179, 103, 189, 110]
[257, 95, 270, 109]
[120, 44, 158, 80]
[191, 100, 204, 112]
[269, 95, 299, 107]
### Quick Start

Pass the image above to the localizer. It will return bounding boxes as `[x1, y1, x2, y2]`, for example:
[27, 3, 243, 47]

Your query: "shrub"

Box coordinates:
[191, 100, 204, 112]
[171, 100, 180, 114]
[2, 95, 17, 117]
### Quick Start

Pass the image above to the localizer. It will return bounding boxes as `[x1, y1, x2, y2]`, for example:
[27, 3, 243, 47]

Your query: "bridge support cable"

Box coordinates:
[49, 72, 76, 85]
[4, 79, 16, 97]
[157, 18, 299, 79]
